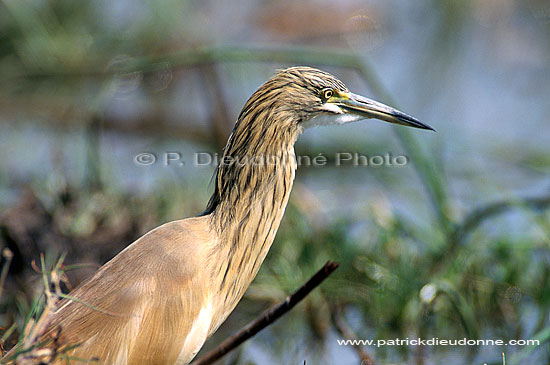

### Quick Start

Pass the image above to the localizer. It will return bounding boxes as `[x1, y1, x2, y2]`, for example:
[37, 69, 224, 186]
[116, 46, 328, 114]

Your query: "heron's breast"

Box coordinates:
[177, 300, 213, 364]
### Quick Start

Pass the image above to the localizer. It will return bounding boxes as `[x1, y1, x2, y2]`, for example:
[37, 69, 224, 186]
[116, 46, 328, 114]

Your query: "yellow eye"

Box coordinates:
[322, 89, 334, 99]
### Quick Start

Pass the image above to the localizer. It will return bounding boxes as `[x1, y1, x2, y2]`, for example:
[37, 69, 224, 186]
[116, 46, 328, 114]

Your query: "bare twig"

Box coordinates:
[191, 261, 340, 365]
[331, 305, 375, 365]
[0, 248, 13, 299]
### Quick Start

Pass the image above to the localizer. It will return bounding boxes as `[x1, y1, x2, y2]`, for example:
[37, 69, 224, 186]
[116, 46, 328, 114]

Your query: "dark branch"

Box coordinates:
[331, 304, 375, 365]
[191, 261, 340, 365]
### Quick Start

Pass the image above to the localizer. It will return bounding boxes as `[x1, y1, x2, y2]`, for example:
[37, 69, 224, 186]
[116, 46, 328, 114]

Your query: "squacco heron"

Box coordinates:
[4, 67, 433, 364]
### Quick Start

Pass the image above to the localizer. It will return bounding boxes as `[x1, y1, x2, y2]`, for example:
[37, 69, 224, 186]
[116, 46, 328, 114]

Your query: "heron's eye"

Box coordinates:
[321, 89, 334, 100]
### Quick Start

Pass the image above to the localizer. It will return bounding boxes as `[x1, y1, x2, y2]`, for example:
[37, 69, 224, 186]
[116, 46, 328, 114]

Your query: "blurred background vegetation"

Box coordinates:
[1, 0, 550, 364]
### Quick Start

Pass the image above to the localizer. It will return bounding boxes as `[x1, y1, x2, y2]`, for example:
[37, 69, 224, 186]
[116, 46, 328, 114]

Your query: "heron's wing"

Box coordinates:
[46, 217, 215, 364]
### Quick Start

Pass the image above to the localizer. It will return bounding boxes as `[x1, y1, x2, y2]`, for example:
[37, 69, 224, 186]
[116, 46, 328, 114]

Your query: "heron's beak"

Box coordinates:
[336, 92, 435, 131]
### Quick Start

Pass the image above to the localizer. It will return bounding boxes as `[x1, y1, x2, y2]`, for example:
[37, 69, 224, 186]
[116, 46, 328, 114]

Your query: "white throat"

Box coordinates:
[301, 111, 364, 129]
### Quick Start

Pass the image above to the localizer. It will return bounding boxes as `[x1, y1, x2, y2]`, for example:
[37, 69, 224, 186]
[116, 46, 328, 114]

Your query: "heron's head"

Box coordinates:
[263, 66, 434, 131]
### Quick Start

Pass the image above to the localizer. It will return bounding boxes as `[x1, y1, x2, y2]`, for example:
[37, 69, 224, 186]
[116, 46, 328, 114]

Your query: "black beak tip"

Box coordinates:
[424, 124, 436, 132]
[394, 110, 435, 132]
[408, 117, 436, 132]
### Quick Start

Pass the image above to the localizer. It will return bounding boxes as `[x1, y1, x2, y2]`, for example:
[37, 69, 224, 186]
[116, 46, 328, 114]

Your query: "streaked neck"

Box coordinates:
[204, 108, 301, 330]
